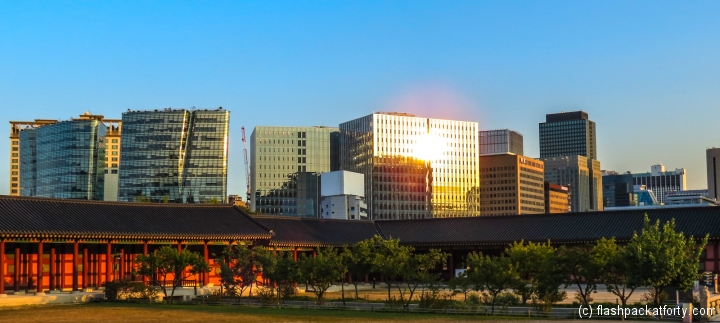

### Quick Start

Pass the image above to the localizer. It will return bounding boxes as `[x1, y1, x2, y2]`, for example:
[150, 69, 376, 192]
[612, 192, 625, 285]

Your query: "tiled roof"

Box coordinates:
[376, 207, 720, 246]
[252, 215, 381, 247]
[0, 196, 272, 241]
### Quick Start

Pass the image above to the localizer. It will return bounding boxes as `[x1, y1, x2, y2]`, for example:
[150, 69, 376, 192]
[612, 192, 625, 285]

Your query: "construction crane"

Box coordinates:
[241, 127, 251, 205]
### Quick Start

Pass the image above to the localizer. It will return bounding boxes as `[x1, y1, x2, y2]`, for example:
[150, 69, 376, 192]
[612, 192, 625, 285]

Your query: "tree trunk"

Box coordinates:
[353, 282, 359, 300]
[341, 278, 346, 306]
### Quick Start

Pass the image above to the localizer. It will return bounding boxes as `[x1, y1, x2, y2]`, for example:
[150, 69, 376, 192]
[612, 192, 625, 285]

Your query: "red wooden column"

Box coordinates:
[82, 247, 88, 289]
[293, 247, 298, 261]
[36, 241, 43, 293]
[72, 241, 79, 291]
[142, 242, 148, 285]
[49, 246, 56, 290]
[14, 246, 20, 292]
[203, 243, 209, 286]
[105, 243, 111, 284]
[0, 240, 5, 295]
[119, 248, 125, 281]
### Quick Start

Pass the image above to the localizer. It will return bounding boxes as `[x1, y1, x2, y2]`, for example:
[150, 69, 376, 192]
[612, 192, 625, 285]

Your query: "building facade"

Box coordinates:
[631, 164, 686, 205]
[9, 119, 59, 196]
[539, 111, 597, 160]
[544, 182, 569, 213]
[479, 154, 544, 215]
[479, 129, 523, 156]
[250, 126, 339, 217]
[19, 118, 107, 200]
[542, 155, 603, 212]
[601, 171, 636, 208]
[320, 171, 367, 220]
[708, 148, 720, 202]
[118, 108, 230, 204]
[340, 112, 480, 220]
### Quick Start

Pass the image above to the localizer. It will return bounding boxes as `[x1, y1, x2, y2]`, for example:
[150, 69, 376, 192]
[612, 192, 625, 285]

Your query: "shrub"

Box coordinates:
[641, 288, 668, 305]
[384, 295, 404, 308]
[417, 285, 454, 309]
[105, 280, 158, 301]
[255, 287, 276, 305]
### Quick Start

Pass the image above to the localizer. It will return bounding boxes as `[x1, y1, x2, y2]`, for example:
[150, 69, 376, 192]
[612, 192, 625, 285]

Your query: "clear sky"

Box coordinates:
[1, 1, 719, 195]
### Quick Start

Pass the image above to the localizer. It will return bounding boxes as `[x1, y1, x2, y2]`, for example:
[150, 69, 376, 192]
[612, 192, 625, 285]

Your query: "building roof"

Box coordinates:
[376, 207, 720, 247]
[251, 215, 381, 247]
[0, 196, 272, 241]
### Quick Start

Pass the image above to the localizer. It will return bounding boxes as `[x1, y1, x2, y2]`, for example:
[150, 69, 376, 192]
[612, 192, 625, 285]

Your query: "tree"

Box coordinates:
[533, 245, 566, 311]
[592, 237, 640, 307]
[347, 236, 381, 300]
[505, 240, 554, 304]
[372, 237, 413, 303]
[254, 247, 300, 305]
[398, 249, 446, 307]
[448, 271, 472, 301]
[557, 245, 603, 307]
[467, 252, 520, 313]
[215, 244, 260, 298]
[298, 247, 345, 304]
[625, 215, 708, 306]
[135, 246, 209, 303]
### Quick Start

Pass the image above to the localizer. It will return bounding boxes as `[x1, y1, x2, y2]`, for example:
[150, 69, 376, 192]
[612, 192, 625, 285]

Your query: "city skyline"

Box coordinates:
[2, 1, 720, 196]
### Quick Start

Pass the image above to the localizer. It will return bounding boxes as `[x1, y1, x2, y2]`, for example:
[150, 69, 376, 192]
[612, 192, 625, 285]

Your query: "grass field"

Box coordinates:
[0, 302, 593, 322]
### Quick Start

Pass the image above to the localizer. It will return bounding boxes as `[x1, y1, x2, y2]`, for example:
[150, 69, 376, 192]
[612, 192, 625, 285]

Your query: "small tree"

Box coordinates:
[372, 237, 413, 302]
[254, 247, 300, 305]
[448, 271, 472, 301]
[298, 247, 344, 304]
[533, 245, 566, 311]
[135, 246, 209, 303]
[467, 252, 520, 313]
[348, 236, 381, 300]
[505, 240, 554, 304]
[592, 237, 640, 307]
[557, 245, 603, 307]
[398, 249, 446, 307]
[215, 244, 260, 298]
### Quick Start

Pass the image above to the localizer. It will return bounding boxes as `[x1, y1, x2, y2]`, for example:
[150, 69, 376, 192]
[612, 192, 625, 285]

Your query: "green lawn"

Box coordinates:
[0, 302, 589, 322]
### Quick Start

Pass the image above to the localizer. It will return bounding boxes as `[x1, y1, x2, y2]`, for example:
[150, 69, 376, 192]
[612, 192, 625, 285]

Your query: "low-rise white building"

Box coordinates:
[320, 171, 367, 220]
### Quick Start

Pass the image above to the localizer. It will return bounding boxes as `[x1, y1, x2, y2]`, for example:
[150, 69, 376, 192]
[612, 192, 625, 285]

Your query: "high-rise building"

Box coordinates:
[544, 182, 569, 213]
[479, 154, 544, 215]
[19, 117, 107, 200]
[10, 114, 121, 200]
[539, 111, 597, 160]
[708, 148, 720, 201]
[631, 164, 686, 205]
[250, 126, 339, 217]
[320, 170, 368, 220]
[118, 108, 230, 203]
[601, 170, 636, 208]
[479, 129, 523, 156]
[542, 155, 603, 212]
[340, 112, 480, 220]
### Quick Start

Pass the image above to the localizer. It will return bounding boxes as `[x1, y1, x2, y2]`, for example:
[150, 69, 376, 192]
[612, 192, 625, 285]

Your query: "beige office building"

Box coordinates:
[480, 154, 545, 215]
[542, 155, 602, 212]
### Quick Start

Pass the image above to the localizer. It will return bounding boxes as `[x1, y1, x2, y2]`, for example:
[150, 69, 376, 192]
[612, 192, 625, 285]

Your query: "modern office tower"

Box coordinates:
[340, 112, 480, 220]
[708, 148, 720, 201]
[320, 170, 368, 220]
[544, 182, 570, 213]
[631, 164, 686, 204]
[479, 154, 544, 215]
[10, 114, 120, 199]
[601, 170, 636, 208]
[250, 126, 339, 217]
[118, 108, 230, 203]
[539, 111, 597, 160]
[632, 185, 660, 206]
[542, 155, 603, 212]
[479, 129, 523, 156]
[19, 117, 107, 200]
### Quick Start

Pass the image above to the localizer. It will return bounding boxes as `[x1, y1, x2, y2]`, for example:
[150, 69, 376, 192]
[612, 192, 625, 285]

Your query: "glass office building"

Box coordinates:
[118, 108, 230, 203]
[480, 129, 523, 156]
[250, 126, 339, 217]
[340, 112, 480, 220]
[19, 119, 106, 200]
[539, 111, 597, 160]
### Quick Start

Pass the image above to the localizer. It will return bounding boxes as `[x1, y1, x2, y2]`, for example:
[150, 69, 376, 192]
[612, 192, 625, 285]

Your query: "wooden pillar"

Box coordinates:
[82, 247, 88, 289]
[49, 247, 56, 290]
[312, 249, 317, 258]
[143, 242, 149, 285]
[72, 241, 79, 291]
[119, 248, 125, 281]
[105, 243, 111, 284]
[293, 247, 298, 261]
[203, 243, 209, 286]
[14, 246, 20, 292]
[714, 241, 719, 275]
[36, 241, 43, 293]
[448, 250, 455, 279]
[0, 240, 5, 294]
[59, 247, 65, 290]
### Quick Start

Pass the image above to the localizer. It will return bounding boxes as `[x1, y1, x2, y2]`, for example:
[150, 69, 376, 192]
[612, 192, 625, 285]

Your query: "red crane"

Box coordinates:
[241, 126, 250, 204]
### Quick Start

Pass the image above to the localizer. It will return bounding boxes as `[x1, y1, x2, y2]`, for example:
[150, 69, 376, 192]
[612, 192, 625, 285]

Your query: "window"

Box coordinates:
[112, 145, 118, 149]
[112, 151, 118, 156]
[12, 153, 18, 157]
[11, 159, 18, 163]
[112, 157, 118, 161]
[12, 141, 18, 145]
[11, 189, 17, 194]
[112, 139, 118, 143]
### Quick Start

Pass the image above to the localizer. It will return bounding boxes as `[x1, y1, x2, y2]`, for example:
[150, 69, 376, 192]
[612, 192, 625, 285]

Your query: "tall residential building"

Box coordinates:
[708, 148, 720, 201]
[10, 114, 121, 200]
[479, 129, 523, 156]
[340, 112, 480, 220]
[479, 154, 544, 215]
[250, 126, 339, 217]
[631, 164, 686, 205]
[539, 111, 597, 160]
[19, 118, 107, 200]
[544, 182, 570, 213]
[542, 155, 603, 212]
[118, 108, 230, 203]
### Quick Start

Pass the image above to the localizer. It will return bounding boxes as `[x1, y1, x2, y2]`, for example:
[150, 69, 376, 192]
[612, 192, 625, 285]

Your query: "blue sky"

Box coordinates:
[1, 1, 719, 195]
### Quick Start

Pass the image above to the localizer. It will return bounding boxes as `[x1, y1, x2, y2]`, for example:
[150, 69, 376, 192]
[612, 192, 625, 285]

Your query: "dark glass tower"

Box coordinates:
[118, 108, 230, 203]
[539, 111, 597, 160]
[20, 119, 106, 200]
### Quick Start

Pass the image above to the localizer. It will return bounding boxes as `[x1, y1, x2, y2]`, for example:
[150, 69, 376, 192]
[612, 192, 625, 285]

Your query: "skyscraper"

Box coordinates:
[479, 154, 544, 215]
[118, 108, 230, 203]
[340, 112, 480, 220]
[542, 155, 602, 212]
[250, 126, 339, 217]
[19, 118, 107, 200]
[480, 129, 523, 156]
[708, 148, 720, 201]
[631, 164, 686, 204]
[9, 119, 57, 196]
[539, 111, 597, 160]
